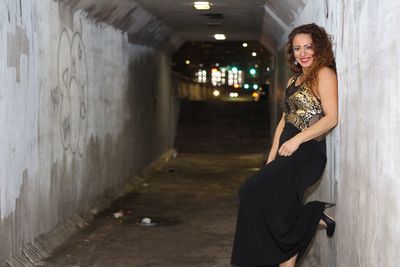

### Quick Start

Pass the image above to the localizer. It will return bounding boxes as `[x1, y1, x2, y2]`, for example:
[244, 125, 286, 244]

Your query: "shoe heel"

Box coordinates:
[321, 212, 336, 237]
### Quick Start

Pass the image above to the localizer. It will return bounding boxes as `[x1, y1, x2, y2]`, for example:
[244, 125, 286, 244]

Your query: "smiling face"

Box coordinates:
[292, 33, 315, 69]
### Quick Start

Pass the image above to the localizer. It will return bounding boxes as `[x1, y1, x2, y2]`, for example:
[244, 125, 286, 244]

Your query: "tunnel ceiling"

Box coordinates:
[60, 0, 308, 52]
[134, 0, 308, 52]
[134, 0, 266, 42]
[260, 0, 308, 52]
[59, 0, 181, 49]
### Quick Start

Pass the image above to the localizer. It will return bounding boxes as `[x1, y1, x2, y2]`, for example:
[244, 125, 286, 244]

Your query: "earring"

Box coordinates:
[294, 61, 298, 65]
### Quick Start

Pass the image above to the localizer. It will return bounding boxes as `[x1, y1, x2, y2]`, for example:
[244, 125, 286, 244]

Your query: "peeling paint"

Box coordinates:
[7, 26, 29, 82]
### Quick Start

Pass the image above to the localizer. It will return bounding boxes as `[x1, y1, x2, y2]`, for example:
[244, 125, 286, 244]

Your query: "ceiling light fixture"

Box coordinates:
[193, 1, 211, 10]
[214, 33, 226, 40]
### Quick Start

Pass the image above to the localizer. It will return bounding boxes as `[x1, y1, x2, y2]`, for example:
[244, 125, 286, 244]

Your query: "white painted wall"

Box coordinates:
[272, 0, 400, 266]
[0, 0, 176, 263]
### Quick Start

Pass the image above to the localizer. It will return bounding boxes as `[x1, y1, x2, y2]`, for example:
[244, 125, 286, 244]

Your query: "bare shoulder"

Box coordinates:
[317, 67, 337, 84]
[316, 67, 337, 98]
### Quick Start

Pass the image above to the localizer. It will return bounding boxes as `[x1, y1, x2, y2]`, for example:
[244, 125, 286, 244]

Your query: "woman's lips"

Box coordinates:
[299, 58, 311, 64]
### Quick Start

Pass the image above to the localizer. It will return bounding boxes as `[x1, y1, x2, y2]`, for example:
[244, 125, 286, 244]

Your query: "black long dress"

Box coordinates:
[231, 76, 328, 266]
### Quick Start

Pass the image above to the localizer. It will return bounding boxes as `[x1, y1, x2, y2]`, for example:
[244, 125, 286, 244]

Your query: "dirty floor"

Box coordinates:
[44, 153, 266, 267]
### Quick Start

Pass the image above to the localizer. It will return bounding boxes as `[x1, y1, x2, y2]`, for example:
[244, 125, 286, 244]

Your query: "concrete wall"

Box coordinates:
[271, 0, 400, 266]
[0, 0, 176, 264]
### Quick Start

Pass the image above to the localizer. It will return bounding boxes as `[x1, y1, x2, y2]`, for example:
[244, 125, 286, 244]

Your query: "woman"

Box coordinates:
[231, 23, 338, 267]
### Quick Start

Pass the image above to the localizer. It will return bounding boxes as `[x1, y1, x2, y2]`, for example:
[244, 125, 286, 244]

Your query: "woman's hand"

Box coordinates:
[278, 135, 302, 157]
[266, 153, 276, 164]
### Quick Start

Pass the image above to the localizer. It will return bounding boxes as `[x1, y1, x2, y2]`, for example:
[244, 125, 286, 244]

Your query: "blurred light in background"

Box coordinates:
[253, 84, 259, 90]
[227, 68, 243, 87]
[197, 65, 245, 88]
[196, 69, 207, 83]
[228, 70, 234, 86]
[213, 90, 220, 97]
[214, 34, 226, 40]
[193, 1, 211, 10]
[211, 68, 222, 86]
[172, 41, 271, 96]
[185, 60, 191, 64]
[238, 71, 243, 84]
[252, 92, 260, 101]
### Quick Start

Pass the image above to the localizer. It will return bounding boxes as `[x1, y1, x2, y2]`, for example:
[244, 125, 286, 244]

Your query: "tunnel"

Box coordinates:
[1, 0, 399, 266]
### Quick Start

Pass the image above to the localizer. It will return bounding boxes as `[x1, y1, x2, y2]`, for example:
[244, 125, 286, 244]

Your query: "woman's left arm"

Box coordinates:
[278, 67, 338, 157]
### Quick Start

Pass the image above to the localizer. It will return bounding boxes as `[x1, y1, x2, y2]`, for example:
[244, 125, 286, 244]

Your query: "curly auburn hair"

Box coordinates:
[286, 23, 336, 91]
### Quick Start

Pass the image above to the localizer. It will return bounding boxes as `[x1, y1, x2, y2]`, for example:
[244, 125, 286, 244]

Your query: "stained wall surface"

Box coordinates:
[271, 0, 400, 266]
[0, 0, 176, 263]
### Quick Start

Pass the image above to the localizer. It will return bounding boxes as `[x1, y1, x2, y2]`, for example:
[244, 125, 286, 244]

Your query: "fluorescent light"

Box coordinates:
[194, 1, 211, 10]
[214, 34, 226, 40]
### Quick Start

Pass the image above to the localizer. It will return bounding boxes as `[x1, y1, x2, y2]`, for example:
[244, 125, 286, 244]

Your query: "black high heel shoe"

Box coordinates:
[324, 202, 336, 210]
[321, 212, 336, 237]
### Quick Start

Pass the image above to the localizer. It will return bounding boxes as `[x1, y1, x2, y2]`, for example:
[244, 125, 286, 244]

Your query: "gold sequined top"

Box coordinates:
[281, 75, 325, 140]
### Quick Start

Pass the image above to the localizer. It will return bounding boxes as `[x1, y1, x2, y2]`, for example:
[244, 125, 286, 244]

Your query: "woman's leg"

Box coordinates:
[279, 254, 298, 267]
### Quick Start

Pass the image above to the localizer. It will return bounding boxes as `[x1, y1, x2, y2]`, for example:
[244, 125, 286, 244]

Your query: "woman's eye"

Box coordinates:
[293, 47, 300, 51]
[305, 45, 313, 50]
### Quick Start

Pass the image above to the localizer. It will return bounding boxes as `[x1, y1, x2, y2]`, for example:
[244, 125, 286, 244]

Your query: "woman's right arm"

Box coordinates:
[266, 113, 285, 164]
[266, 76, 294, 164]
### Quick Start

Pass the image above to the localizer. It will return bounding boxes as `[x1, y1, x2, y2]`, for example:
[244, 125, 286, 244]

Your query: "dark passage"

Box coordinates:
[175, 99, 271, 153]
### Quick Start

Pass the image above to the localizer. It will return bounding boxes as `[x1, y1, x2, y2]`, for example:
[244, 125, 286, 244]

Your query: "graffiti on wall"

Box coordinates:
[53, 28, 89, 156]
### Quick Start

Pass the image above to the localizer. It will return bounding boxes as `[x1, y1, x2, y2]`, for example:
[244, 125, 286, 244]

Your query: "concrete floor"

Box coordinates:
[44, 152, 266, 267]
